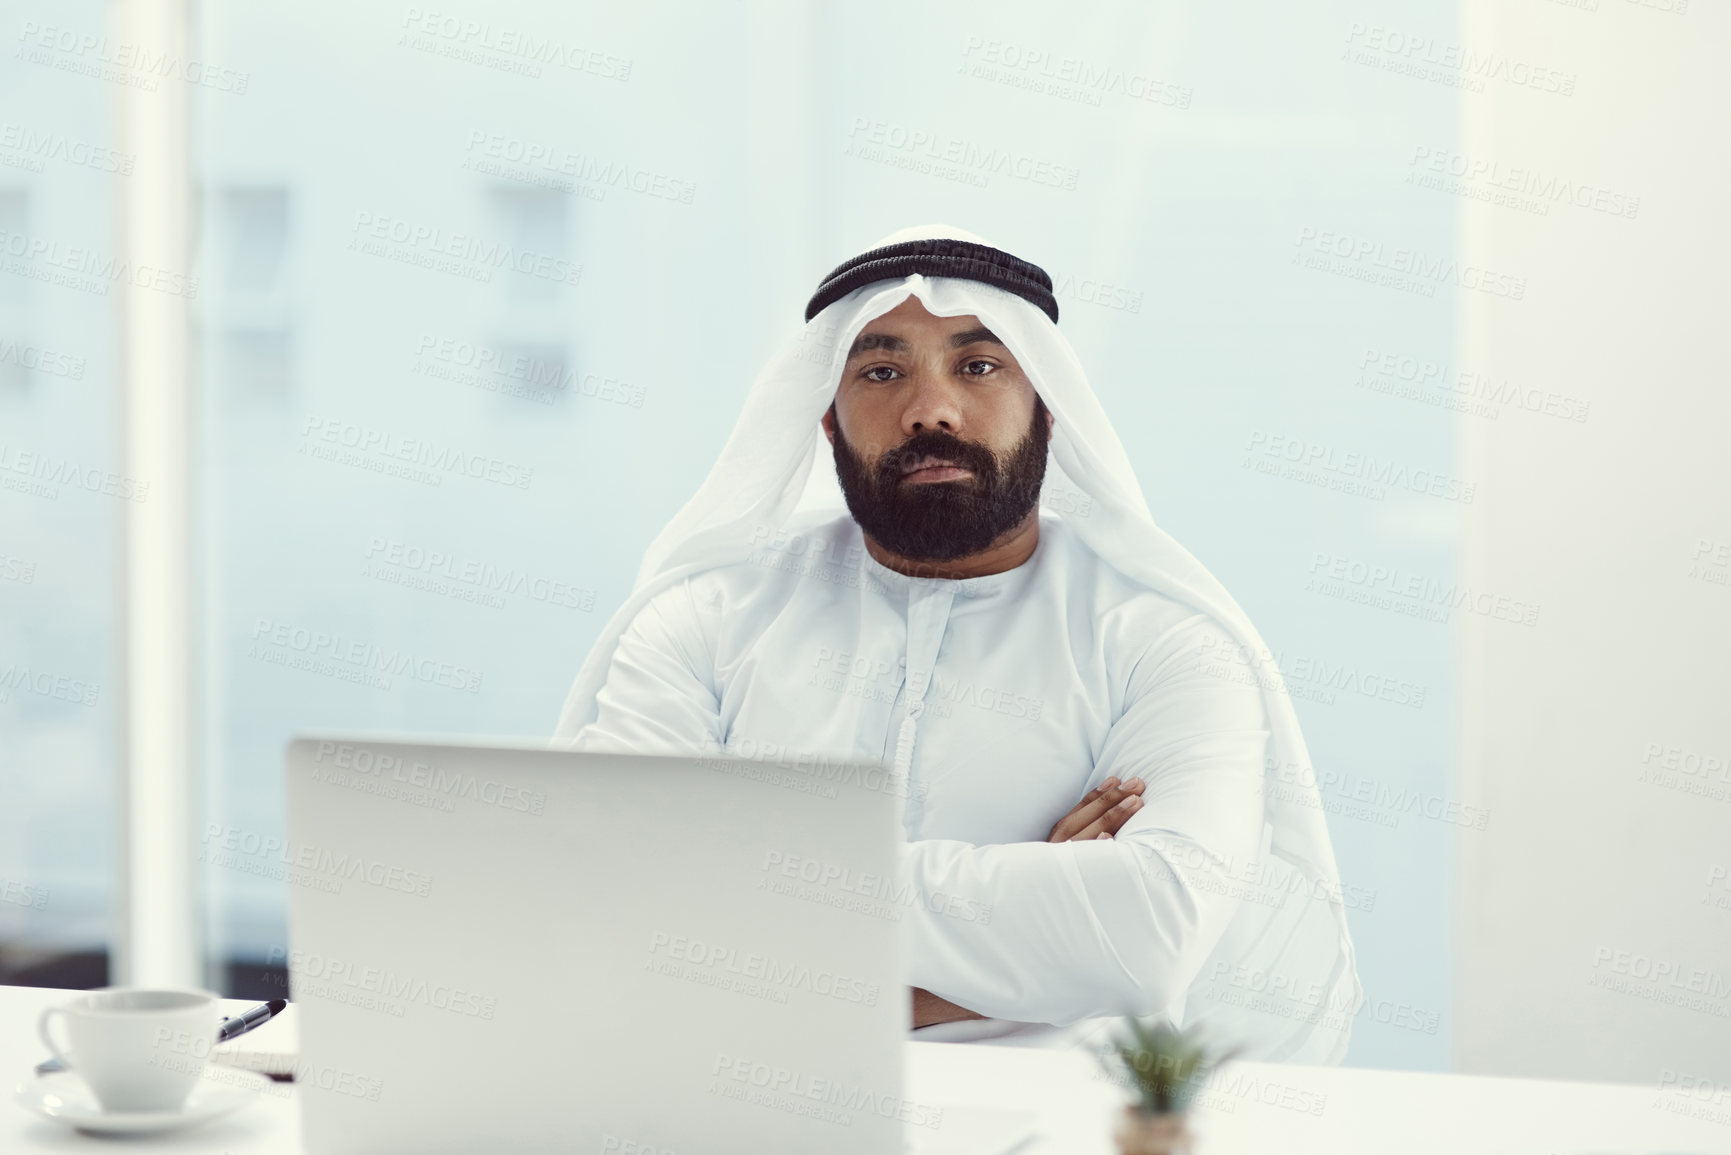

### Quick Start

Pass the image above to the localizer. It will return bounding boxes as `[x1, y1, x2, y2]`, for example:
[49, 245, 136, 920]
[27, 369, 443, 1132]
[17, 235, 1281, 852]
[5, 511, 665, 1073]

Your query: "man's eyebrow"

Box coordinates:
[949, 326, 1003, 349]
[846, 332, 908, 357]
[844, 326, 1005, 358]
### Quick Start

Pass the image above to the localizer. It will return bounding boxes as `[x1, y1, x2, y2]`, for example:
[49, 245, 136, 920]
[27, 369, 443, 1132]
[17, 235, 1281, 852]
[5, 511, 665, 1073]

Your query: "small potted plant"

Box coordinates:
[1096, 1018, 1231, 1155]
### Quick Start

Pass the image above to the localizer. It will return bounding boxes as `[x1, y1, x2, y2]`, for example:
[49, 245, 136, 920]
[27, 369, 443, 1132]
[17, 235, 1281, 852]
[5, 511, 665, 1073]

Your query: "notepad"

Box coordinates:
[209, 1005, 301, 1081]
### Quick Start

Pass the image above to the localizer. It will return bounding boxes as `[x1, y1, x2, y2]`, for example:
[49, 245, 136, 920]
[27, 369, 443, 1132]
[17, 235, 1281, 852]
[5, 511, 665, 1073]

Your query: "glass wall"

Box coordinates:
[186, 0, 1459, 1069]
[0, 0, 127, 988]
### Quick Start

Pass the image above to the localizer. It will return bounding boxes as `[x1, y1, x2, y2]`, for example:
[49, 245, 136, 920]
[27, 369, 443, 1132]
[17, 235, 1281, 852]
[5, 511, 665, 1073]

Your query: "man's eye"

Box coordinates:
[863, 365, 899, 382]
[963, 360, 997, 376]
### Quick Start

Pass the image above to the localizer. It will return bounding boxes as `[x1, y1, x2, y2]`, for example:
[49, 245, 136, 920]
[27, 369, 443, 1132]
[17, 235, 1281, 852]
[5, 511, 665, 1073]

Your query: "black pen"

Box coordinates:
[218, 998, 288, 1043]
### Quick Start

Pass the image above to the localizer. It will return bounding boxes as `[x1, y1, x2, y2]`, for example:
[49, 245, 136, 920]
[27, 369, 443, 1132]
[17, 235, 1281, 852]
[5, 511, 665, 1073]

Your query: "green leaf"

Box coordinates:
[1100, 1017, 1232, 1116]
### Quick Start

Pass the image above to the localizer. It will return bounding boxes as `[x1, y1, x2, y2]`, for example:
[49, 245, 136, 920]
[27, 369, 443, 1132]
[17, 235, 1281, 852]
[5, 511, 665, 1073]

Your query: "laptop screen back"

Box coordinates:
[284, 737, 907, 1155]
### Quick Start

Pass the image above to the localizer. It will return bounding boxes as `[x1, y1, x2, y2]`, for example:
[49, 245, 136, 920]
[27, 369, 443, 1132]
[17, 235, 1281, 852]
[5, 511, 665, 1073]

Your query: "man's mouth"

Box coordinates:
[899, 456, 973, 484]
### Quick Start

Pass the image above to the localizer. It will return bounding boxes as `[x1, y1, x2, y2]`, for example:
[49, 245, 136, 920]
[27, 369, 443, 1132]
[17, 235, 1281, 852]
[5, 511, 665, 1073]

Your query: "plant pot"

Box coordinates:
[1114, 1105, 1193, 1155]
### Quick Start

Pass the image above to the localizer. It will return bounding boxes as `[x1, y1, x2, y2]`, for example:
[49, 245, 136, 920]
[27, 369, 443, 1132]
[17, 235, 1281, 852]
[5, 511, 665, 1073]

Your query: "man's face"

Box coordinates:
[822, 296, 1052, 563]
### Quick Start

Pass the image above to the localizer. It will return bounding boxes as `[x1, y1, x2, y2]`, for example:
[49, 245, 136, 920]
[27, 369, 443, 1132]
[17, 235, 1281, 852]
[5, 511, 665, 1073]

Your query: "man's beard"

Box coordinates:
[830, 398, 1049, 564]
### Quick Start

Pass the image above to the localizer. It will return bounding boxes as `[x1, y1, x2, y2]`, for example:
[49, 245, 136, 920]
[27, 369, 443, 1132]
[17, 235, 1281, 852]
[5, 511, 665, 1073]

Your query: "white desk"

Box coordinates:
[3, 985, 1725, 1152]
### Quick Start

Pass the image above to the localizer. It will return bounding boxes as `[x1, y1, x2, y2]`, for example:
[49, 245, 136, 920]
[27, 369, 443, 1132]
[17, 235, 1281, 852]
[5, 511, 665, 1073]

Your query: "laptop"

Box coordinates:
[283, 736, 913, 1155]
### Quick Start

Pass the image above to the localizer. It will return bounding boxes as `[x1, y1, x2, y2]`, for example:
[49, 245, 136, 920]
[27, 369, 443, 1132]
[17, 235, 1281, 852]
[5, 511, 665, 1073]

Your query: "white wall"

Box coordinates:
[1457, 0, 1731, 1084]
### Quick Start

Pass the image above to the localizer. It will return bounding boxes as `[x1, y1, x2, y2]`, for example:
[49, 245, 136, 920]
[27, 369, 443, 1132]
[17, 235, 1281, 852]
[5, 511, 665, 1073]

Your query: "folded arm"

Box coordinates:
[569, 588, 1269, 1029]
[911, 776, 1150, 1027]
[901, 615, 1270, 1025]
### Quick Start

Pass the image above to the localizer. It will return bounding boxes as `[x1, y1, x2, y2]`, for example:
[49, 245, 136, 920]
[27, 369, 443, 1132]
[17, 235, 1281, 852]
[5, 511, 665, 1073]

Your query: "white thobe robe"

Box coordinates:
[567, 511, 1268, 1038]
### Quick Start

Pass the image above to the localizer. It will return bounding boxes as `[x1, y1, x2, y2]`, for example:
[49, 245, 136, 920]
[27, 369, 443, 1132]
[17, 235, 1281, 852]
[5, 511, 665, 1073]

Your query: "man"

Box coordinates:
[555, 226, 1359, 1061]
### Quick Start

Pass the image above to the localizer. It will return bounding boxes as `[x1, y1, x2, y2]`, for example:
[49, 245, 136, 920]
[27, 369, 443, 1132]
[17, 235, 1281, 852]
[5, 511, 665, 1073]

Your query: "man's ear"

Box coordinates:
[1043, 404, 1055, 441]
[821, 404, 837, 447]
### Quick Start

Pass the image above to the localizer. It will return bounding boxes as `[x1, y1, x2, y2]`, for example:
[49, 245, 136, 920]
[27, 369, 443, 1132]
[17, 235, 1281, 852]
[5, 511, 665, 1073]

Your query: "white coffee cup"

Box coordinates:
[37, 988, 220, 1113]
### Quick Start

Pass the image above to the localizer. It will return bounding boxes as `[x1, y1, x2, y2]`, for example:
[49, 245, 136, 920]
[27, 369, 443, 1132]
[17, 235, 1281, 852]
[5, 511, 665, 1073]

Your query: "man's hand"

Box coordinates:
[910, 986, 988, 1029]
[905, 778, 1146, 1029]
[1047, 776, 1145, 842]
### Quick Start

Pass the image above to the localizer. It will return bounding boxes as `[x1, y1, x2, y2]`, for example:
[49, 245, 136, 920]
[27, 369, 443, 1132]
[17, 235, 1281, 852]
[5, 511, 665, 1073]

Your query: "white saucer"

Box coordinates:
[13, 1066, 276, 1134]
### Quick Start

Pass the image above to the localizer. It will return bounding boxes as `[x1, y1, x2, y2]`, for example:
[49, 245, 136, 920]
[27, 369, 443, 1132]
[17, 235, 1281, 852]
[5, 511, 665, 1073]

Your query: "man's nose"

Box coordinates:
[901, 370, 963, 436]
